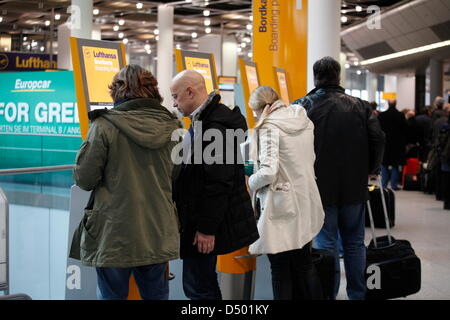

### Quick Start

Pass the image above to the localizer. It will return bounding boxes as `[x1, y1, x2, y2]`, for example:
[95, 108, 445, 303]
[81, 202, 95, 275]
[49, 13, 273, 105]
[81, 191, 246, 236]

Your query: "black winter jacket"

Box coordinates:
[293, 85, 385, 206]
[378, 106, 407, 166]
[173, 93, 259, 258]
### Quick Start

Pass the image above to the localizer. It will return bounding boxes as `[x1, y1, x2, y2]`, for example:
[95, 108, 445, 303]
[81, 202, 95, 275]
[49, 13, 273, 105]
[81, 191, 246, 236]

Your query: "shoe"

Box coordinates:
[392, 187, 401, 191]
[168, 272, 176, 281]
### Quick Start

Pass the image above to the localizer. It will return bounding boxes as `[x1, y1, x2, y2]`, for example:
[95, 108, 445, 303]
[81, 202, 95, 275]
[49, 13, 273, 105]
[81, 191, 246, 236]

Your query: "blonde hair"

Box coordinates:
[249, 86, 286, 161]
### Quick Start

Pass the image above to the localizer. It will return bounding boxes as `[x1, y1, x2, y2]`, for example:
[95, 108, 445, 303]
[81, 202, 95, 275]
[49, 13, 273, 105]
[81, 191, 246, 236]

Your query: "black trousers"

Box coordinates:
[442, 171, 450, 210]
[267, 242, 323, 300]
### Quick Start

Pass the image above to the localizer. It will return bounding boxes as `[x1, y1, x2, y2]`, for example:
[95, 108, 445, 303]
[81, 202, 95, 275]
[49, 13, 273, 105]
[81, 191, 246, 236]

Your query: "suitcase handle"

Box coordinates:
[367, 176, 394, 247]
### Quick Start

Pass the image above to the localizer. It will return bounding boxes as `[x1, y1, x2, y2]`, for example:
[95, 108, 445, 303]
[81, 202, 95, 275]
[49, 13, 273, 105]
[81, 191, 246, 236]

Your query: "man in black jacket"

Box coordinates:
[293, 57, 385, 300]
[378, 99, 407, 190]
[170, 70, 259, 300]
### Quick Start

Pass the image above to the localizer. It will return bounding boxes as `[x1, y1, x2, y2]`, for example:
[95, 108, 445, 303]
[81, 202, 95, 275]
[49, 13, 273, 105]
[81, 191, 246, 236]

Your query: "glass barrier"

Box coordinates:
[0, 170, 73, 300]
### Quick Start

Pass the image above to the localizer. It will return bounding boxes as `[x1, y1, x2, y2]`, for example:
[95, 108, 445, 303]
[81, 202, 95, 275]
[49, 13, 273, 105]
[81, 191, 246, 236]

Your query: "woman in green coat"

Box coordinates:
[69, 65, 182, 300]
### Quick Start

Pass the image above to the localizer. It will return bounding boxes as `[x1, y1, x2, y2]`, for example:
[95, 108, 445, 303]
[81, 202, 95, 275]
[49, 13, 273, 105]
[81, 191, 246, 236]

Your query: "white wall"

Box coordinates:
[397, 75, 416, 111]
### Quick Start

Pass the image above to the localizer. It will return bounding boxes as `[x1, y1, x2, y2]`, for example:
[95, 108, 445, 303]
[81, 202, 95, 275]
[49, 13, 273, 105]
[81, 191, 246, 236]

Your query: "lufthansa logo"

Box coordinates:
[0, 53, 9, 70]
[83, 49, 91, 59]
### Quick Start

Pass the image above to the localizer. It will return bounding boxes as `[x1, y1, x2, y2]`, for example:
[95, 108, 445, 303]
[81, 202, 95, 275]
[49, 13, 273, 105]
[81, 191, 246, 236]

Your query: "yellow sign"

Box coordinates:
[184, 56, 215, 94]
[81, 46, 120, 108]
[245, 65, 260, 96]
[274, 68, 290, 104]
[239, 59, 260, 129]
[253, 0, 308, 100]
[382, 92, 397, 100]
[70, 37, 126, 139]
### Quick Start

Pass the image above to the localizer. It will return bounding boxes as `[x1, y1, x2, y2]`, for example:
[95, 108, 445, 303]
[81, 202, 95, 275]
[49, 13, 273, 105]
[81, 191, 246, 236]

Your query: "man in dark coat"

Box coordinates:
[378, 99, 407, 190]
[170, 70, 259, 300]
[292, 57, 385, 300]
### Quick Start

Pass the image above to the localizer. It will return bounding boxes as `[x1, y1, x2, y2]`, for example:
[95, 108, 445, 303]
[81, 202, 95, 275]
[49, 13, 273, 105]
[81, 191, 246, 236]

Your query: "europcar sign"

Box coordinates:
[0, 71, 81, 171]
[0, 71, 80, 136]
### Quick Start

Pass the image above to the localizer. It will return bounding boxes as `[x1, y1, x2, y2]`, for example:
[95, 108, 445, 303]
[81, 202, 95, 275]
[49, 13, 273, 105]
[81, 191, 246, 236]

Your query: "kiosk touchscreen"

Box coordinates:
[70, 38, 126, 139]
[274, 67, 291, 105]
[238, 58, 261, 129]
[175, 49, 219, 95]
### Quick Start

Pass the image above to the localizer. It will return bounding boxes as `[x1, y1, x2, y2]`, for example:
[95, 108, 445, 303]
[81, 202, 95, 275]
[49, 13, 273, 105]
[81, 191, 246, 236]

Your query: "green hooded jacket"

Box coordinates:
[69, 98, 182, 268]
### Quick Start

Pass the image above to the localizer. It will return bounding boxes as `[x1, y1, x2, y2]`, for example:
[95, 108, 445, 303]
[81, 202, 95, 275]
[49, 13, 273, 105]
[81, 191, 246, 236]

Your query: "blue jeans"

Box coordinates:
[313, 204, 366, 300]
[381, 166, 400, 189]
[96, 263, 169, 300]
[183, 255, 222, 300]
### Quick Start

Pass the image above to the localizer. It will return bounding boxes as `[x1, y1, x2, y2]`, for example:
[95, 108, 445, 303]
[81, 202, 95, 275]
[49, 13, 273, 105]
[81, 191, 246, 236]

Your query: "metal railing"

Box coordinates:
[0, 165, 75, 176]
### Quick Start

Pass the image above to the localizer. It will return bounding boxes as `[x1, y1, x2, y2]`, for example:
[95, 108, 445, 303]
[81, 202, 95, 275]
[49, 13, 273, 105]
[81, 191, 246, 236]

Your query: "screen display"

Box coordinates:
[81, 46, 121, 110]
[184, 56, 215, 94]
[245, 65, 259, 95]
[276, 70, 290, 104]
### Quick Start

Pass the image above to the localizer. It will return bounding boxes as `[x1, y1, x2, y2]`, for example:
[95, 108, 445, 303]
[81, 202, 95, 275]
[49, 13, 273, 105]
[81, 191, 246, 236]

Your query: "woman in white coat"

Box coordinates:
[247, 86, 325, 300]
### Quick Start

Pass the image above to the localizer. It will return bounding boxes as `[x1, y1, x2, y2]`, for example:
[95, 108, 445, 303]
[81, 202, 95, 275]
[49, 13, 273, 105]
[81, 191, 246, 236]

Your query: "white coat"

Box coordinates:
[248, 105, 325, 255]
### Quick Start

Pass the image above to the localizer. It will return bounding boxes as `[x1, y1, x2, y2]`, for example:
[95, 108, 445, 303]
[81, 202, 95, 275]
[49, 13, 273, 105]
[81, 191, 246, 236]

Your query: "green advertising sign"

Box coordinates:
[0, 71, 82, 185]
[0, 71, 80, 137]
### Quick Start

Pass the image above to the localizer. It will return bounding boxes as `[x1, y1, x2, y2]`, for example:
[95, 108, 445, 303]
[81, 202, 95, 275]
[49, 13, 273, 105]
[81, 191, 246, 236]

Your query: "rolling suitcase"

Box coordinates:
[312, 248, 335, 300]
[365, 186, 395, 228]
[365, 178, 421, 300]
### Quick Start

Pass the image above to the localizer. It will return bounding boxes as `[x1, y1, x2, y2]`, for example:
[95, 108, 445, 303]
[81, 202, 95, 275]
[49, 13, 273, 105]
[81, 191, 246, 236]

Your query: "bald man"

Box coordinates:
[170, 70, 259, 300]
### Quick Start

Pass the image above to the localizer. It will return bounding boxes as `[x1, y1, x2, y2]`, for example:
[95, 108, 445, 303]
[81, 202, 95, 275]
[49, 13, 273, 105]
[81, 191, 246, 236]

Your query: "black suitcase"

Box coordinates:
[365, 186, 395, 228]
[312, 248, 335, 300]
[365, 178, 421, 300]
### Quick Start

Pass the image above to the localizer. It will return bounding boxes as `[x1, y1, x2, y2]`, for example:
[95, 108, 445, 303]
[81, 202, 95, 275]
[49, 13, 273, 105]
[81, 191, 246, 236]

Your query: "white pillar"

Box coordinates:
[384, 75, 397, 93]
[222, 36, 238, 77]
[307, 0, 341, 91]
[366, 72, 378, 103]
[157, 5, 174, 111]
[70, 0, 93, 39]
[57, 0, 94, 70]
[198, 35, 222, 75]
[340, 52, 347, 88]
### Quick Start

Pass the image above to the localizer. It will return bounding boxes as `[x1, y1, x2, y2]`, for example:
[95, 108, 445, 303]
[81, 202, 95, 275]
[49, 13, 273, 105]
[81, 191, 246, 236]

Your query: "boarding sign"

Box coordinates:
[70, 38, 126, 139]
[175, 49, 219, 95]
[0, 71, 80, 137]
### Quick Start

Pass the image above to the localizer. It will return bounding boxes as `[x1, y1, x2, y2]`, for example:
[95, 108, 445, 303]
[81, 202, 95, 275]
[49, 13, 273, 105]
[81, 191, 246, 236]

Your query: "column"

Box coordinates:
[429, 59, 443, 104]
[307, 0, 341, 92]
[57, 0, 93, 70]
[198, 35, 238, 77]
[157, 5, 174, 111]
[253, 0, 309, 100]
[366, 72, 378, 103]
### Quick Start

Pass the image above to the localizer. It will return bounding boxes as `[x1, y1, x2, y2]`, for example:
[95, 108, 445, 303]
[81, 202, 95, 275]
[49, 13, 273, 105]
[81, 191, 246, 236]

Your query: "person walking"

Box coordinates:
[378, 99, 407, 190]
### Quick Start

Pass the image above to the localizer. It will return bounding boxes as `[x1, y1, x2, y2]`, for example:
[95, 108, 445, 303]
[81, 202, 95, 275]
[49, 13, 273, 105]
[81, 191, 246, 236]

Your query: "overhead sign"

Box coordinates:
[274, 67, 290, 104]
[253, 0, 308, 99]
[238, 59, 260, 129]
[382, 92, 397, 100]
[0, 52, 57, 71]
[175, 49, 219, 95]
[70, 37, 126, 139]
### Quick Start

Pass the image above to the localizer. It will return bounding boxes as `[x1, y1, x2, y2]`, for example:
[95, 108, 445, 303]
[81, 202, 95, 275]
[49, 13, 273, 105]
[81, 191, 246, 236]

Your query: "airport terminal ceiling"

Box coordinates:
[0, 0, 411, 55]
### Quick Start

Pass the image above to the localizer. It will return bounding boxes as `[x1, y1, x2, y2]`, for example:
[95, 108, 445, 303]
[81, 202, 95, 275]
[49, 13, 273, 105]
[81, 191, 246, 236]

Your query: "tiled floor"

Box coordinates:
[337, 190, 450, 300]
[169, 189, 450, 300]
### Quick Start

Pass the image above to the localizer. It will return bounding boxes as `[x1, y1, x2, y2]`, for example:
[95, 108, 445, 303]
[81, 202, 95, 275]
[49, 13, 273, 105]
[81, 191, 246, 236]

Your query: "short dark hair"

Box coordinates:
[109, 64, 163, 103]
[388, 99, 397, 109]
[313, 56, 341, 87]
